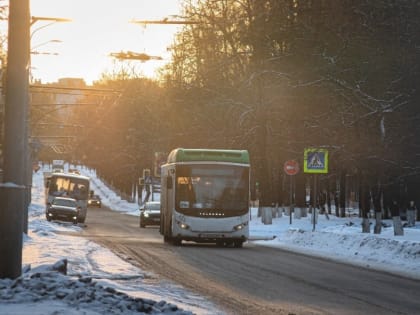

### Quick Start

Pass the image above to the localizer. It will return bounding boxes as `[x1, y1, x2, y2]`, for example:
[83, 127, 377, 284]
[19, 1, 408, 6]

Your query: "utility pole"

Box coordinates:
[0, 0, 30, 278]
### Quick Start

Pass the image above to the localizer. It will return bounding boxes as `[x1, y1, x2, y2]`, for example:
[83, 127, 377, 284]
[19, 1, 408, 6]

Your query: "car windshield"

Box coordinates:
[146, 203, 160, 211]
[53, 198, 77, 208]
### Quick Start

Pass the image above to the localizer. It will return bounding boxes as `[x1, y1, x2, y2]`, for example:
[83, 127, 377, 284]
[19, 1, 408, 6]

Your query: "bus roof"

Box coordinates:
[51, 172, 90, 181]
[167, 148, 250, 164]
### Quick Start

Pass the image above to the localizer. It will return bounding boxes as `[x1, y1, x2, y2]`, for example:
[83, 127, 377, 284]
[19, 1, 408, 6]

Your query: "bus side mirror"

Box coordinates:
[166, 176, 173, 189]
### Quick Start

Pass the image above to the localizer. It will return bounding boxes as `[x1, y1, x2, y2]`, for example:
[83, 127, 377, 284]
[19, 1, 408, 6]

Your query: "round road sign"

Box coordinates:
[284, 160, 299, 176]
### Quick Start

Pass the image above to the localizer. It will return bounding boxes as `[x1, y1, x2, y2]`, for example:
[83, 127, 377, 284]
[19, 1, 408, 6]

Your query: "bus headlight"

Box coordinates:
[177, 221, 190, 230]
[234, 222, 247, 231]
[144, 213, 150, 218]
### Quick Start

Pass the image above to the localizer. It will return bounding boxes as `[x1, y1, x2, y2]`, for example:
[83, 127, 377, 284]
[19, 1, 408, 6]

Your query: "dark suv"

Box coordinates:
[46, 197, 80, 224]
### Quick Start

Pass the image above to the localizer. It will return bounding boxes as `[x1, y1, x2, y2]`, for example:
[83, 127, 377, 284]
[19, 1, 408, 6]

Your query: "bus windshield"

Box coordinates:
[48, 176, 89, 200]
[175, 164, 249, 215]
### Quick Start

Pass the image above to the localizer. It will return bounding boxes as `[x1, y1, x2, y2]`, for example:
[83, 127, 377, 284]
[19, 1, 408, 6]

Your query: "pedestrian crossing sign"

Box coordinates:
[304, 148, 328, 173]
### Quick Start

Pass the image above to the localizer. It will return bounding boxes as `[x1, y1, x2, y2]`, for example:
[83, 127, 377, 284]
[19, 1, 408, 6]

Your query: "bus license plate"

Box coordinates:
[201, 234, 221, 238]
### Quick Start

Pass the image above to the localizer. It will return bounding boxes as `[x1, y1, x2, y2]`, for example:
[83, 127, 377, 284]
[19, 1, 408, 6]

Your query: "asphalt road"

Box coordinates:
[79, 206, 420, 315]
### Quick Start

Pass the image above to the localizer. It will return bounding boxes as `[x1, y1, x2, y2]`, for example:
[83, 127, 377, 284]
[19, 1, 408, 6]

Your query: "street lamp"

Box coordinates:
[30, 16, 72, 39]
[32, 39, 62, 50]
[30, 39, 62, 81]
[31, 16, 72, 24]
[29, 17, 69, 81]
[109, 51, 163, 62]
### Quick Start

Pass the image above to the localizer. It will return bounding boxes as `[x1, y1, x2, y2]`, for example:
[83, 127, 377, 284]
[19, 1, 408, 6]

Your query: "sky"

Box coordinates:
[28, 0, 183, 84]
[0, 163, 419, 314]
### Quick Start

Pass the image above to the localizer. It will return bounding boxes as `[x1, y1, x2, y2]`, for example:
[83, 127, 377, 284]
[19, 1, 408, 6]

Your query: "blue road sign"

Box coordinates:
[304, 148, 328, 173]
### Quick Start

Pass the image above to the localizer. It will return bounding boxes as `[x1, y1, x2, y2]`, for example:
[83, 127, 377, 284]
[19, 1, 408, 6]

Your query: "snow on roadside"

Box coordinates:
[0, 166, 220, 315]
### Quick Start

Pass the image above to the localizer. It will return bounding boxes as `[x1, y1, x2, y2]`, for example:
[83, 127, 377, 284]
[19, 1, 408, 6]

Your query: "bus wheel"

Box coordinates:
[172, 238, 182, 246]
[234, 241, 243, 248]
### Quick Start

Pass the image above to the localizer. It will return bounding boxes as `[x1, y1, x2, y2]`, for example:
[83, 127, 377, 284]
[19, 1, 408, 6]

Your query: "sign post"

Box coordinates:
[304, 149, 329, 231]
[153, 152, 167, 178]
[284, 160, 299, 225]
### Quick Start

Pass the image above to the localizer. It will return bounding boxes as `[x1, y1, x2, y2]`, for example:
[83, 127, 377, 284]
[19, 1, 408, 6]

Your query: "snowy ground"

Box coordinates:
[0, 164, 419, 314]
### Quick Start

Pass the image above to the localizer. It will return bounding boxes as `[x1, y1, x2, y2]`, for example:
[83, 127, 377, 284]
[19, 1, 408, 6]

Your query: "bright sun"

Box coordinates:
[30, 0, 182, 84]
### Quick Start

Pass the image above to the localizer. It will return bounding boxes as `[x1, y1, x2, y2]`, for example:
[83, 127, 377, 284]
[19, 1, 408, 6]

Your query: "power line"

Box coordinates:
[130, 18, 200, 25]
[30, 85, 120, 93]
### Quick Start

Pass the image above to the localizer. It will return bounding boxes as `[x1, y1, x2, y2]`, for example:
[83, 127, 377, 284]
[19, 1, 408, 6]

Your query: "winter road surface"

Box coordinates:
[73, 206, 420, 315]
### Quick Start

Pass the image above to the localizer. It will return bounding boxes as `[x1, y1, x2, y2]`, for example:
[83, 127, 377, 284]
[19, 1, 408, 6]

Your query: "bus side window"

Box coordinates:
[80, 185, 88, 198]
[72, 184, 87, 198]
[49, 182, 57, 192]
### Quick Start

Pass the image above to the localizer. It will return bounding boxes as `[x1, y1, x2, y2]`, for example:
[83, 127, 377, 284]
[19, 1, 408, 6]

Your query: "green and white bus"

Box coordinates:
[160, 148, 250, 247]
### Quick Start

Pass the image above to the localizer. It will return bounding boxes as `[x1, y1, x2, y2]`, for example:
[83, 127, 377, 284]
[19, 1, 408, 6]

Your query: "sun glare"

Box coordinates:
[30, 0, 182, 84]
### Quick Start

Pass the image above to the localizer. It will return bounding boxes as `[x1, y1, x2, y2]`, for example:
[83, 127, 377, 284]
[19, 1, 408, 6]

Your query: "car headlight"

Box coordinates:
[144, 213, 149, 218]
